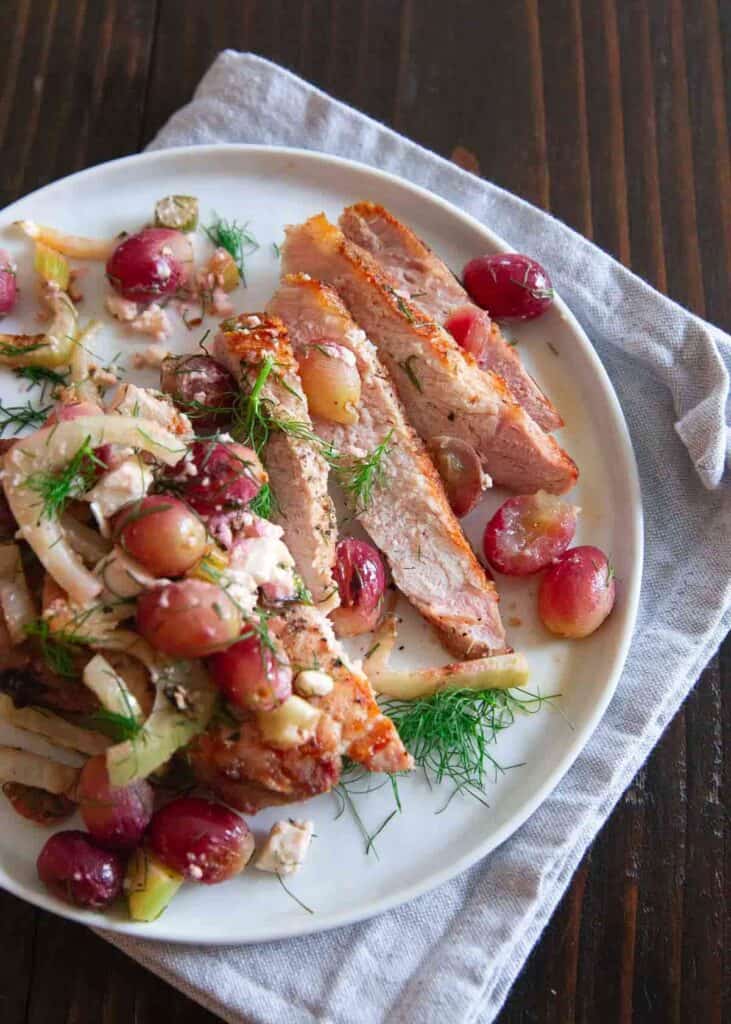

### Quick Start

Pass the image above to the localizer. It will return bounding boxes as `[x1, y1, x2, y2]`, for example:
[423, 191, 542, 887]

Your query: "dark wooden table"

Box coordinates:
[1, 2, 728, 1021]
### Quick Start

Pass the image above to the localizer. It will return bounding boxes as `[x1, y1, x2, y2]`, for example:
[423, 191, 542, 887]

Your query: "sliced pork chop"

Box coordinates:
[282, 215, 577, 495]
[213, 313, 339, 606]
[278, 604, 412, 774]
[340, 201, 562, 431]
[269, 274, 507, 658]
[190, 600, 412, 812]
[190, 710, 342, 813]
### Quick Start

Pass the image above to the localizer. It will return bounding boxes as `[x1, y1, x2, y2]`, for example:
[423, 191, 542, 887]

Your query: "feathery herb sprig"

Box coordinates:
[0, 401, 53, 437]
[85, 708, 143, 742]
[24, 435, 106, 521]
[231, 354, 276, 450]
[277, 872, 314, 914]
[204, 215, 259, 284]
[248, 481, 277, 519]
[333, 758, 403, 858]
[231, 357, 393, 513]
[334, 430, 394, 512]
[0, 339, 48, 358]
[382, 687, 556, 803]
[14, 366, 70, 398]
[23, 618, 93, 678]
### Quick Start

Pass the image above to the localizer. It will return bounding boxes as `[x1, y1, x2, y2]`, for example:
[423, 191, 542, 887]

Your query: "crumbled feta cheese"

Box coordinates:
[129, 303, 173, 342]
[255, 819, 314, 875]
[294, 670, 334, 697]
[105, 294, 138, 322]
[108, 382, 193, 439]
[106, 293, 172, 340]
[85, 457, 154, 528]
[131, 344, 171, 370]
[229, 534, 296, 603]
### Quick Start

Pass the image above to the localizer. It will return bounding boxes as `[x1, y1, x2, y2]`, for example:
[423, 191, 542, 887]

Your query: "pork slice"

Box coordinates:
[269, 274, 507, 658]
[190, 709, 342, 813]
[213, 313, 338, 606]
[278, 603, 412, 774]
[190, 578, 411, 812]
[282, 215, 577, 495]
[340, 201, 563, 431]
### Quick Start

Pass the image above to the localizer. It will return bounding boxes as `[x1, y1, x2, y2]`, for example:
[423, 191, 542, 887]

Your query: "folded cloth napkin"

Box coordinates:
[103, 53, 731, 1023]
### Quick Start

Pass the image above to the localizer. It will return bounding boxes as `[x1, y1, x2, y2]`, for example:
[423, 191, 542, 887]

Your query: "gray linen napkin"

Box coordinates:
[104, 53, 731, 1023]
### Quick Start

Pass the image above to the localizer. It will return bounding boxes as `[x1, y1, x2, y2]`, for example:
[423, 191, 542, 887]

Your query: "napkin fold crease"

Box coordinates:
[99, 52, 730, 1024]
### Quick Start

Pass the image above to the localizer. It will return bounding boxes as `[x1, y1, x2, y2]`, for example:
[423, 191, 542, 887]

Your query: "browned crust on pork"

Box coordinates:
[270, 274, 507, 658]
[278, 604, 412, 774]
[341, 201, 564, 431]
[282, 216, 577, 494]
[214, 314, 339, 605]
[190, 711, 342, 813]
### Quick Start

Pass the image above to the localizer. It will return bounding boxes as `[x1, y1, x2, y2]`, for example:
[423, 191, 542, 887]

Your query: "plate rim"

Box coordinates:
[0, 142, 644, 944]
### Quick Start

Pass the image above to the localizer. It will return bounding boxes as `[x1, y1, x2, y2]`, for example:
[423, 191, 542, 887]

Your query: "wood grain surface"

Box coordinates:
[0, 2, 728, 1021]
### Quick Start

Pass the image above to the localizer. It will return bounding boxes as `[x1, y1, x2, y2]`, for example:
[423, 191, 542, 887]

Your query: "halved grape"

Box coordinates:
[148, 797, 254, 883]
[427, 436, 485, 517]
[463, 253, 554, 320]
[37, 830, 123, 909]
[114, 495, 207, 577]
[160, 354, 236, 434]
[538, 545, 616, 638]
[0, 251, 18, 317]
[136, 579, 242, 658]
[181, 441, 265, 517]
[208, 633, 292, 711]
[483, 492, 578, 575]
[444, 305, 492, 364]
[330, 538, 386, 637]
[106, 228, 192, 303]
[78, 754, 153, 850]
[297, 341, 361, 425]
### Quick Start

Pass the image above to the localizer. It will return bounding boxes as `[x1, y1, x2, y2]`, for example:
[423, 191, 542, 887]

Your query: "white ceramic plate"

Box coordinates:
[0, 145, 642, 943]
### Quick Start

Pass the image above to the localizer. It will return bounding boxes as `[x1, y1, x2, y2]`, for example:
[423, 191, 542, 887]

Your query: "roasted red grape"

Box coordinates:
[106, 228, 192, 303]
[148, 797, 254, 883]
[483, 492, 578, 575]
[444, 305, 492, 364]
[330, 538, 386, 637]
[114, 495, 207, 577]
[37, 830, 123, 909]
[0, 250, 18, 316]
[463, 253, 554, 320]
[427, 436, 485, 517]
[298, 341, 361, 425]
[208, 633, 292, 711]
[78, 754, 153, 850]
[160, 354, 236, 434]
[181, 441, 265, 517]
[136, 579, 242, 657]
[538, 545, 616, 638]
